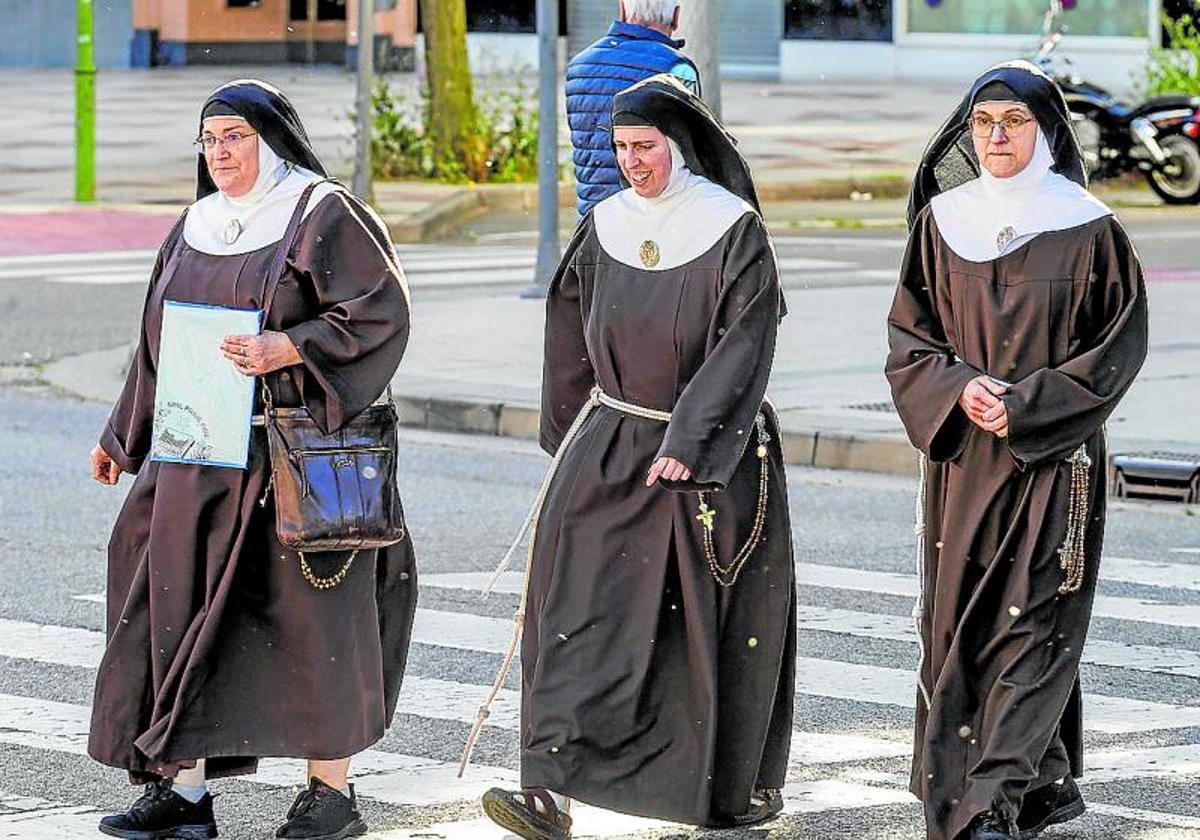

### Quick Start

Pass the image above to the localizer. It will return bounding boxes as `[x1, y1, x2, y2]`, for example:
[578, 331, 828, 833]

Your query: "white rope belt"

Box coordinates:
[457, 387, 671, 776]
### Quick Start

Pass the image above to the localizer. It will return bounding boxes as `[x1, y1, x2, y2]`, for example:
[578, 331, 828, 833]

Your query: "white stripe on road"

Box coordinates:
[797, 656, 1200, 734]
[797, 563, 1200, 629]
[1104, 556, 1200, 593]
[422, 561, 1200, 629]
[0, 250, 158, 266]
[13, 604, 1200, 743]
[0, 792, 102, 840]
[0, 694, 517, 808]
[799, 605, 1200, 679]
[4, 610, 912, 767]
[42, 272, 152, 285]
[1087, 804, 1200, 831]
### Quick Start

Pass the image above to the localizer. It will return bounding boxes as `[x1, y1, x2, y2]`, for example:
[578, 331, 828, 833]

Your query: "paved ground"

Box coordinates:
[5, 212, 1199, 471]
[1, 384, 1199, 839]
[0, 66, 957, 207]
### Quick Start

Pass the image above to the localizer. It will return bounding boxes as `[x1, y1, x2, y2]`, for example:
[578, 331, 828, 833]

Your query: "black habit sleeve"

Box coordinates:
[656, 213, 781, 490]
[284, 192, 411, 434]
[539, 218, 596, 455]
[885, 208, 980, 462]
[99, 214, 187, 475]
[1003, 218, 1149, 467]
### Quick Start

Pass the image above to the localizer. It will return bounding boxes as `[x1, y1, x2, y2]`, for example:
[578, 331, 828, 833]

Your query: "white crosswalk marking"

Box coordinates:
[2, 542, 1198, 836]
[1, 241, 902, 291]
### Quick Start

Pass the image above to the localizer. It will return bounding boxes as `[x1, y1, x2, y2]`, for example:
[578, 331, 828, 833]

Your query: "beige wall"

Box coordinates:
[136, 0, 377, 46]
[346, 0, 415, 47]
[132, 0, 162, 30]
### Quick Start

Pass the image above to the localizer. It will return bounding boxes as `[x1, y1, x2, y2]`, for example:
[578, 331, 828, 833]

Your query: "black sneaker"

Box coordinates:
[1017, 777, 1086, 839]
[970, 812, 1016, 840]
[276, 778, 367, 840]
[99, 779, 218, 839]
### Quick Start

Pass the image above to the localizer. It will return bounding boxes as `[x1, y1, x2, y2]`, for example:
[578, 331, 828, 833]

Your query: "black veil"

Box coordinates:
[907, 61, 1087, 227]
[611, 74, 761, 214]
[196, 80, 326, 200]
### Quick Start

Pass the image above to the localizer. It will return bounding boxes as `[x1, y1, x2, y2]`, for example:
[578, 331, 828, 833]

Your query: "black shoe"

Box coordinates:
[970, 812, 1016, 840]
[276, 778, 367, 840]
[99, 779, 218, 840]
[1017, 777, 1086, 839]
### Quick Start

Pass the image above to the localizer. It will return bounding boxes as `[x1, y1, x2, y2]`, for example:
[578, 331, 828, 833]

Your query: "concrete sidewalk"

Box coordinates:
[36, 266, 1200, 477]
[0, 66, 977, 245]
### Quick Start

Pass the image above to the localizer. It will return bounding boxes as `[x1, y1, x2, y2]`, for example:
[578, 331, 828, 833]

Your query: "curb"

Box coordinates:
[389, 393, 919, 477]
[27, 347, 921, 479]
[375, 172, 920, 243]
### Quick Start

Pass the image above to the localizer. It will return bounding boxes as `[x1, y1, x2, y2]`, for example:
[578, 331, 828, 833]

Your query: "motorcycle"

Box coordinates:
[1033, 1, 1200, 204]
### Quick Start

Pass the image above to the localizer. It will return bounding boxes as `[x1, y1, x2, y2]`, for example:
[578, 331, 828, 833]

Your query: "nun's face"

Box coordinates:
[201, 116, 260, 198]
[614, 126, 673, 198]
[970, 101, 1038, 179]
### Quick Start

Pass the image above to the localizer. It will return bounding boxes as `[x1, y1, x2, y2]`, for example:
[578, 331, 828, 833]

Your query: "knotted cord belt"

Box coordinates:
[456, 387, 772, 776]
[456, 387, 670, 776]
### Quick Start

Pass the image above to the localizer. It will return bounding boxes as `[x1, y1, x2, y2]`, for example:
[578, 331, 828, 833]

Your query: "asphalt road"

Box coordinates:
[1, 382, 1198, 839]
[1, 212, 1197, 369]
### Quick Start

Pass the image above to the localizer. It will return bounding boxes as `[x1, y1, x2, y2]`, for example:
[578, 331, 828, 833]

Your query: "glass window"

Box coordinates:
[416, 1, 566, 35]
[289, 0, 347, 21]
[907, 0, 1148, 38]
[785, 0, 893, 41]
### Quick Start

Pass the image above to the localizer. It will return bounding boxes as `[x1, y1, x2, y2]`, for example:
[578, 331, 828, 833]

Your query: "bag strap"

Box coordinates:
[260, 177, 341, 320]
[259, 178, 341, 411]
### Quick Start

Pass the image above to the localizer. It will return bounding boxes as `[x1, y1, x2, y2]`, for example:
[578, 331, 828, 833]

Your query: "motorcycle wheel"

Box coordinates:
[1146, 133, 1200, 204]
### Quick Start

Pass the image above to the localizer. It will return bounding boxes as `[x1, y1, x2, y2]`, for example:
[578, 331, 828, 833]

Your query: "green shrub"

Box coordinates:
[1146, 2, 1200, 97]
[363, 78, 544, 183]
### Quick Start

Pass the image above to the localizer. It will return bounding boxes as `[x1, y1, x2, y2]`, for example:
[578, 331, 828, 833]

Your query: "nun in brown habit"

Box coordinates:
[87, 80, 416, 840]
[887, 61, 1148, 840]
[473, 75, 795, 840]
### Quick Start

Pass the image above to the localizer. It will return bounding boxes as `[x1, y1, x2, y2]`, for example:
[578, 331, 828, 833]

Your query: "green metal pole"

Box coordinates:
[75, 0, 96, 202]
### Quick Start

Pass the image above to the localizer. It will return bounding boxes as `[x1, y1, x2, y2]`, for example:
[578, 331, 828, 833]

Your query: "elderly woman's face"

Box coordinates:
[614, 126, 673, 198]
[201, 116, 259, 198]
[971, 101, 1039, 179]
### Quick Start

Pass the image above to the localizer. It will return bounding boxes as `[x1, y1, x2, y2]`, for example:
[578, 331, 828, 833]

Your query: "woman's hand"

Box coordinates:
[91, 444, 122, 485]
[220, 331, 302, 377]
[647, 456, 692, 487]
[959, 376, 1010, 438]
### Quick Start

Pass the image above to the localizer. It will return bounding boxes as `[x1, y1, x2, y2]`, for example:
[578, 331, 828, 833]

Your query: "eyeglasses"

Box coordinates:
[969, 113, 1035, 139]
[193, 131, 258, 153]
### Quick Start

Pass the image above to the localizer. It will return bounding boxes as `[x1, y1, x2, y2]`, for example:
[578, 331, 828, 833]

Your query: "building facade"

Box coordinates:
[0, 0, 1178, 99]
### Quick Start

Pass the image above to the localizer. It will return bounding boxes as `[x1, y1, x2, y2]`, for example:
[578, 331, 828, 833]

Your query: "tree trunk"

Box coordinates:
[419, 0, 476, 172]
[676, 0, 721, 119]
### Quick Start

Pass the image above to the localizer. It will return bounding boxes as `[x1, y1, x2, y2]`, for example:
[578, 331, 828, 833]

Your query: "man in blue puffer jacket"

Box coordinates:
[566, 1, 700, 217]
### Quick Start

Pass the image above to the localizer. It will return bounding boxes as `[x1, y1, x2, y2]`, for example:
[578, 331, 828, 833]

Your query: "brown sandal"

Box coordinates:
[730, 787, 784, 827]
[482, 787, 572, 840]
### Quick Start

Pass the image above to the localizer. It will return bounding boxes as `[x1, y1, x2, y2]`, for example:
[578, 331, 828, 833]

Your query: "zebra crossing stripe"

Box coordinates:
[6, 605, 1200, 739]
[0, 617, 911, 766]
[0, 792, 103, 840]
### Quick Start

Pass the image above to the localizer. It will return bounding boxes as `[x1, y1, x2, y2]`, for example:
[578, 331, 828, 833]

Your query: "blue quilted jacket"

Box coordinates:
[566, 22, 700, 216]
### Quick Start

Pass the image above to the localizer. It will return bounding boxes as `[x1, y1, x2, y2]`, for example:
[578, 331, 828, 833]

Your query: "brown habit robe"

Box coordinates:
[88, 191, 418, 782]
[886, 208, 1148, 839]
[521, 210, 796, 826]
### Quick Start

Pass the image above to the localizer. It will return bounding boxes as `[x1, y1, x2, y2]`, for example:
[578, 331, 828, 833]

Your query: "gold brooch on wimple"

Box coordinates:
[996, 225, 1016, 254]
[639, 239, 661, 268]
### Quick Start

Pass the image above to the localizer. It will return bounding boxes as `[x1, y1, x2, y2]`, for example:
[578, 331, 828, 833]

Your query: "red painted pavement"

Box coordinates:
[0, 209, 180, 256]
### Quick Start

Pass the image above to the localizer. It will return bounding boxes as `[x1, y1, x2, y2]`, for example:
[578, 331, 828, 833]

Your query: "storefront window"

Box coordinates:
[416, 1, 567, 35]
[907, 0, 1148, 38]
[289, 0, 347, 22]
[785, 0, 893, 41]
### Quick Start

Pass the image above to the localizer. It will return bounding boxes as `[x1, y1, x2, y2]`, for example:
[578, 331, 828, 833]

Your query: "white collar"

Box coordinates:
[930, 128, 1111, 262]
[593, 138, 753, 271]
[183, 135, 340, 256]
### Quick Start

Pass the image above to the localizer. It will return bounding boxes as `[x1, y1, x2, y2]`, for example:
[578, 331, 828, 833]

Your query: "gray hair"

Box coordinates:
[622, 0, 680, 26]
